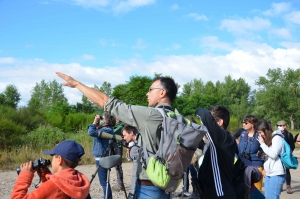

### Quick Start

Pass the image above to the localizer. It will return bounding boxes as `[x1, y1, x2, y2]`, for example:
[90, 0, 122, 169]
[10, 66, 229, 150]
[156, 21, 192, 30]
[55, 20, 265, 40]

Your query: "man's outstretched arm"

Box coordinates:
[56, 72, 109, 107]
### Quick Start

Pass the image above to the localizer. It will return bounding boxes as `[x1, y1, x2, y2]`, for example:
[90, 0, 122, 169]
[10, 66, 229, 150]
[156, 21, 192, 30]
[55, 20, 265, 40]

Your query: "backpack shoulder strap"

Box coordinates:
[273, 134, 289, 157]
[128, 135, 144, 198]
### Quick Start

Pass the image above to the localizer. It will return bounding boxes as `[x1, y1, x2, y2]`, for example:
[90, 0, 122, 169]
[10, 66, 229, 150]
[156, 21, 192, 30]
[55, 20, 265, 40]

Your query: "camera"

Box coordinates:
[239, 152, 251, 161]
[16, 158, 51, 175]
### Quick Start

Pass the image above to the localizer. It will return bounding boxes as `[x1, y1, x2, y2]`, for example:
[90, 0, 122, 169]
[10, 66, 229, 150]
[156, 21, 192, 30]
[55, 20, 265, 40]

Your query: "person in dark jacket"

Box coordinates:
[295, 133, 300, 146]
[233, 128, 245, 144]
[195, 105, 236, 199]
[277, 120, 295, 194]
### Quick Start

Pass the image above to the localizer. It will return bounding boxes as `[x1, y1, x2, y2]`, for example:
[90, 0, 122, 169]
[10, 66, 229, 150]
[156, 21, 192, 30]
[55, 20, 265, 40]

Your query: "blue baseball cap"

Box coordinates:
[43, 140, 85, 162]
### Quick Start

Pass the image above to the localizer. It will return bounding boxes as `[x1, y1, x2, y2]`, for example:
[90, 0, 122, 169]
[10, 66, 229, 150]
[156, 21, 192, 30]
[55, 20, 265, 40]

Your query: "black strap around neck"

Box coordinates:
[156, 104, 172, 111]
[242, 131, 256, 154]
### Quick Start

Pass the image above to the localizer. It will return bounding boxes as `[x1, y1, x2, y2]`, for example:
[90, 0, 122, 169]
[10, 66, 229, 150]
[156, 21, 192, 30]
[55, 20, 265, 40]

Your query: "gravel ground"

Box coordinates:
[0, 162, 187, 199]
[1, 150, 299, 199]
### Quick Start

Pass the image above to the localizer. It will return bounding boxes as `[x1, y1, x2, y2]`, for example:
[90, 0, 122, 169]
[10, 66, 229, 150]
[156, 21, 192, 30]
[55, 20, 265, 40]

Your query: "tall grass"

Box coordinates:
[0, 126, 94, 171]
[0, 126, 129, 171]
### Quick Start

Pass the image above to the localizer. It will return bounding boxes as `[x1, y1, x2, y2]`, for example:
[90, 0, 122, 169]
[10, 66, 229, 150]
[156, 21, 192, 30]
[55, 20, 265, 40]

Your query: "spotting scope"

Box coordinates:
[98, 131, 123, 142]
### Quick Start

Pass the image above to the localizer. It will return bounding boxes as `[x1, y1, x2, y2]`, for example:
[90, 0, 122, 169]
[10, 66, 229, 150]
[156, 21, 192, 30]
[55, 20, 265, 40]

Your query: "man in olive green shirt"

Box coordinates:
[56, 72, 177, 199]
[113, 119, 125, 191]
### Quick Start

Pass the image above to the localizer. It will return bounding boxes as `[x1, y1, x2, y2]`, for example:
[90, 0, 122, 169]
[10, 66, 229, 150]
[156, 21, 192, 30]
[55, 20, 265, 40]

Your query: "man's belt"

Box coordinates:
[138, 179, 154, 186]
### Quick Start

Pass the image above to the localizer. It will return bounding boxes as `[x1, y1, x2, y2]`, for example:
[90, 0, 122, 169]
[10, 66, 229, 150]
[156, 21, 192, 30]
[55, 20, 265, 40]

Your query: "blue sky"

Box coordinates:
[1, 0, 300, 106]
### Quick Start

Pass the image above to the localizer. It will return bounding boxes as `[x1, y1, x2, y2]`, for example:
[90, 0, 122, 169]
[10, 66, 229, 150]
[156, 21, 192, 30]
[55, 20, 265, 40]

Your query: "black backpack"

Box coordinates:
[232, 157, 248, 199]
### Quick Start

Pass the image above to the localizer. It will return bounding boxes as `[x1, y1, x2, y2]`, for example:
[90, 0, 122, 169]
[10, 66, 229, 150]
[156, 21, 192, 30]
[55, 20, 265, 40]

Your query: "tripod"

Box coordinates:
[90, 139, 127, 199]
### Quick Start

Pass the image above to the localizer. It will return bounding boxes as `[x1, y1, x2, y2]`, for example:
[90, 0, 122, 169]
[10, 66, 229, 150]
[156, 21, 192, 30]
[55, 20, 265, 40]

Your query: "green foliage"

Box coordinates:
[0, 126, 95, 171]
[28, 79, 68, 110]
[175, 77, 251, 120]
[228, 116, 241, 135]
[21, 125, 68, 148]
[175, 79, 218, 115]
[63, 112, 94, 132]
[112, 75, 152, 106]
[0, 84, 21, 108]
[0, 115, 26, 149]
[75, 95, 99, 114]
[45, 109, 94, 132]
[255, 68, 300, 129]
[0, 105, 34, 149]
[95, 81, 112, 97]
[17, 106, 46, 130]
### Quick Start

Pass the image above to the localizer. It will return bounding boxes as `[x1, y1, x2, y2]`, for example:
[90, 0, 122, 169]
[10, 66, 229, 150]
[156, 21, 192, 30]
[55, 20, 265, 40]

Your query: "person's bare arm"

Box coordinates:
[56, 72, 109, 107]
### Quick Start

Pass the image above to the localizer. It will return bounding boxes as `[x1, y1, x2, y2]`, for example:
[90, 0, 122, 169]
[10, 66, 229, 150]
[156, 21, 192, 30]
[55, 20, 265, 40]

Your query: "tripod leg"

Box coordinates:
[116, 164, 127, 198]
[90, 164, 101, 184]
[105, 168, 110, 199]
[182, 171, 187, 199]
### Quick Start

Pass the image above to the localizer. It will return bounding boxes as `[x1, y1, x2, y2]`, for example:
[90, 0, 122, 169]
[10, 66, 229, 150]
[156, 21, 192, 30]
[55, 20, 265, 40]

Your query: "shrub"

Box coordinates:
[0, 106, 27, 149]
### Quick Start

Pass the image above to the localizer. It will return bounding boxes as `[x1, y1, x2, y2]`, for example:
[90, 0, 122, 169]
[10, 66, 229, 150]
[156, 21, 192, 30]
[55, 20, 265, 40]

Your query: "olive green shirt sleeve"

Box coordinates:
[104, 97, 166, 180]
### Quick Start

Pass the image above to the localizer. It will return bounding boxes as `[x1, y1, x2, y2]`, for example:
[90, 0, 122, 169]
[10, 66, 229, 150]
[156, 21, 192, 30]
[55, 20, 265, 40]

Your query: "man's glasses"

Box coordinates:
[148, 87, 164, 92]
[277, 125, 284, 127]
[242, 121, 249, 125]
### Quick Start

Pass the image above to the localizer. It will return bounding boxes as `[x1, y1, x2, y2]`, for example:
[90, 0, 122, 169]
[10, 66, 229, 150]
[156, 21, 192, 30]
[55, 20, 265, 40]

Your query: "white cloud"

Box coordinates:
[269, 28, 292, 39]
[2, 43, 300, 106]
[286, 11, 300, 24]
[132, 38, 148, 50]
[170, 3, 179, 10]
[81, 54, 95, 60]
[66, 0, 156, 14]
[0, 59, 128, 106]
[70, 0, 110, 7]
[165, 43, 181, 51]
[70, 54, 95, 62]
[187, 13, 208, 21]
[235, 40, 274, 54]
[113, 0, 156, 14]
[220, 17, 271, 35]
[0, 57, 16, 64]
[263, 2, 291, 16]
[194, 36, 233, 51]
[39, 1, 49, 5]
[281, 41, 300, 49]
[99, 38, 122, 47]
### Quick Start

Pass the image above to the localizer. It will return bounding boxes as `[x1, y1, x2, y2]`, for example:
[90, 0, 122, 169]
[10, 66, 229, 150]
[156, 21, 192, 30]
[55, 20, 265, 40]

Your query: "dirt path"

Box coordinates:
[0, 162, 188, 199]
[1, 150, 300, 199]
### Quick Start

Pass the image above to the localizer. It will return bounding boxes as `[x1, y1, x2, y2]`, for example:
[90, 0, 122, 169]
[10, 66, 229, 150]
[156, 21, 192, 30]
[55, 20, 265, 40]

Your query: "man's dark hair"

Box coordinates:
[153, 76, 178, 102]
[208, 105, 230, 130]
[103, 111, 116, 127]
[122, 125, 138, 135]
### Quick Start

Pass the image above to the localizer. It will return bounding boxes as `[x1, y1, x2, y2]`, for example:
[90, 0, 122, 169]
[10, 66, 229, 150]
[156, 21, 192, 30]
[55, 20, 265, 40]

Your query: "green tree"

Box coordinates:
[112, 75, 152, 106]
[175, 79, 219, 116]
[217, 76, 251, 108]
[255, 68, 300, 129]
[28, 80, 68, 110]
[97, 81, 112, 97]
[0, 84, 21, 108]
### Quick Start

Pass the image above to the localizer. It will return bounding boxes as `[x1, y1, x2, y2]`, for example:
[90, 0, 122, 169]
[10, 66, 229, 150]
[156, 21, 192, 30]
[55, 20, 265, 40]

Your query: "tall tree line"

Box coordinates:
[1, 67, 300, 131]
